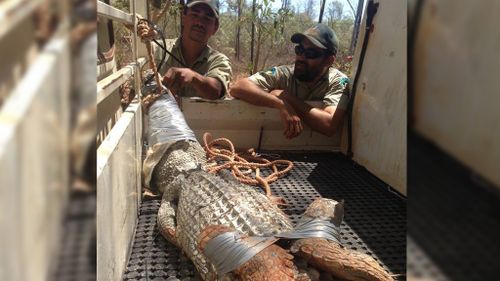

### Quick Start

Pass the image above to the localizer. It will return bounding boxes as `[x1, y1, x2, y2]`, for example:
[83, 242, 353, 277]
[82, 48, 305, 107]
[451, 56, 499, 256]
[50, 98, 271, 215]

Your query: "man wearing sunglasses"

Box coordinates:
[138, 0, 231, 100]
[230, 24, 350, 139]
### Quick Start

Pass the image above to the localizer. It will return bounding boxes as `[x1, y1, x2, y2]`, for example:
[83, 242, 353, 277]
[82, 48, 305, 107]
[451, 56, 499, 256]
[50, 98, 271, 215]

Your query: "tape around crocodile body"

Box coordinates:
[203, 218, 340, 275]
[147, 93, 197, 146]
[276, 218, 340, 243]
[203, 232, 278, 275]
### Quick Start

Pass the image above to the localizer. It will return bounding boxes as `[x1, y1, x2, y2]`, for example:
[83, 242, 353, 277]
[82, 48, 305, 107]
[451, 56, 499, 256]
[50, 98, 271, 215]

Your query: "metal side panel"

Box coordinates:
[413, 0, 500, 189]
[123, 152, 406, 280]
[97, 100, 142, 281]
[348, 0, 407, 195]
[0, 34, 70, 281]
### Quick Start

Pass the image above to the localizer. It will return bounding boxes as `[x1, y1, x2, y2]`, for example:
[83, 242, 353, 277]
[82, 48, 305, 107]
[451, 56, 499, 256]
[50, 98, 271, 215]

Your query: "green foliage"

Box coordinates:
[112, 0, 130, 12]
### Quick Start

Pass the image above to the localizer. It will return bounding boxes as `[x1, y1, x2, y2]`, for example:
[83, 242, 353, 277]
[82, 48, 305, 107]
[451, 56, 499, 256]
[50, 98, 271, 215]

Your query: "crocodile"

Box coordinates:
[143, 93, 394, 281]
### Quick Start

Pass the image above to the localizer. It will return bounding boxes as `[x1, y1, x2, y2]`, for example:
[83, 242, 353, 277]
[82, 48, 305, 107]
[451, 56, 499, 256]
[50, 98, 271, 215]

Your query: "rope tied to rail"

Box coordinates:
[136, 18, 169, 110]
[203, 133, 293, 204]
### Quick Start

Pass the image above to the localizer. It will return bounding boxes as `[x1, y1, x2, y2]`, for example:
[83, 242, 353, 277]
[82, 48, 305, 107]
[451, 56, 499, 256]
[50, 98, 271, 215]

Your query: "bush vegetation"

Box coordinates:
[113, 0, 357, 77]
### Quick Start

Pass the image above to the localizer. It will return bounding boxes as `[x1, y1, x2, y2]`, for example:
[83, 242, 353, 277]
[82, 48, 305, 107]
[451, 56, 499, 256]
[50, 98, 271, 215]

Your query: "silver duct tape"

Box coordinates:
[143, 92, 199, 188]
[276, 218, 340, 244]
[203, 219, 339, 276]
[203, 232, 278, 275]
[147, 93, 197, 146]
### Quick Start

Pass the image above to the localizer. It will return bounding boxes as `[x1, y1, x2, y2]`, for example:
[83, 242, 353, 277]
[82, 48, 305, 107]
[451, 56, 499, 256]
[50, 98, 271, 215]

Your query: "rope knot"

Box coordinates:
[137, 19, 158, 42]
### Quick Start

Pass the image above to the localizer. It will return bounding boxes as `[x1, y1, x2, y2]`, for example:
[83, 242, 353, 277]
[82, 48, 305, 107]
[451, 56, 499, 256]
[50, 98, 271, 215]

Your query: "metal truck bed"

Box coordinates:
[123, 152, 406, 281]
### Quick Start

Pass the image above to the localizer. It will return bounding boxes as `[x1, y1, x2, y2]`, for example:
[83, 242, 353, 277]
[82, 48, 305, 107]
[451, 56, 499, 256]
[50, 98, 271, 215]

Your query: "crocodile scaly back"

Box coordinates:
[155, 140, 293, 280]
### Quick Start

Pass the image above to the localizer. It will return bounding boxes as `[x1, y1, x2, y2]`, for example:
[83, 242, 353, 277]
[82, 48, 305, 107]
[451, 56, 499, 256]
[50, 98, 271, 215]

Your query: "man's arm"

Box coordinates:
[230, 78, 284, 108]
[278, 92, 346, 137]
[163, 67, 222, 100]
[231, 78, 303, 139]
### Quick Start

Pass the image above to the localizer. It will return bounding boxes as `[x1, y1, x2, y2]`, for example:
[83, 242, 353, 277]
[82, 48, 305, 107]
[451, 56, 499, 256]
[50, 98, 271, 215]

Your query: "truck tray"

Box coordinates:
[407, 135, 500, 280]
[123, 152, 406, 280]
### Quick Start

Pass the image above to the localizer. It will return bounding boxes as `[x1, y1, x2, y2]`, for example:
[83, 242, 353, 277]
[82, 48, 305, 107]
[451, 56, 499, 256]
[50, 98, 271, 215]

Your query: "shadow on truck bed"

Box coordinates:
[408, 134, 500, 280]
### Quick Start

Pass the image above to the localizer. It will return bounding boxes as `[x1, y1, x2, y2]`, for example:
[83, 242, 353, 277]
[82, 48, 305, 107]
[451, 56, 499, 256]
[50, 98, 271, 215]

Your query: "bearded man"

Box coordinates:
[230, 24, 350, 138]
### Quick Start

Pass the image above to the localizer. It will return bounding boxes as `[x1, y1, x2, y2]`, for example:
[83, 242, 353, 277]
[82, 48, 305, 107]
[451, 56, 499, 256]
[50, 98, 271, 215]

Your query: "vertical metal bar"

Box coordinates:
[350, 0, 365, 54]
[131, 0, 140, 102]
[318, 0, 326, 23]
[250, 0, 256, 72]
[130, 0, 143, 209]
[146, 0, 151, 20]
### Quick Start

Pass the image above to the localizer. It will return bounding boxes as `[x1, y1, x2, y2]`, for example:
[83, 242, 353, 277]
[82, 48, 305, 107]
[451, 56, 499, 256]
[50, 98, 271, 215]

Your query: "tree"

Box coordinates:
[235, 0, 245, 61]
[328, 1, 345, 23]
[281, 0, 290, 10]
[247, 0, 292, 74]
[304, 0, 316, 21]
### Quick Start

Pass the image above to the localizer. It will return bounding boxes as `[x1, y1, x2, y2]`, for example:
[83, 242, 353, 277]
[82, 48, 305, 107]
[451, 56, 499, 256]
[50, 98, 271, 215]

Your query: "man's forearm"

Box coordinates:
[230, 79, 286, 109]
[191, 74, 223, 100]
[282, 94, 344, 136]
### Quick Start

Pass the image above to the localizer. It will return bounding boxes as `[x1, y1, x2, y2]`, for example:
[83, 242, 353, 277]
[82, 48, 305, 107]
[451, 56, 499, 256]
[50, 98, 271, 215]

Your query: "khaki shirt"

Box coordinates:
[248, 65, 350, 109]
[155, 37, 232, 98]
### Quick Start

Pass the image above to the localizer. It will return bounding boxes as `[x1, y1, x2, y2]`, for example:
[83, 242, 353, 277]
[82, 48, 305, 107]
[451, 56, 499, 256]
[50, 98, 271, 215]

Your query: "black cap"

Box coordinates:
[186, 0, 220, 18]
[291, 24, 339, 56]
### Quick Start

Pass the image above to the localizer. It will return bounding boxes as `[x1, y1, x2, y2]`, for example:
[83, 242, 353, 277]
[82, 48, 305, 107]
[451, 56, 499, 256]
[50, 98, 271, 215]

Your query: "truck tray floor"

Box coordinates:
[408, 135, 500, 280]
[51, 191, 96, 281]
[123, 152, 406, 280]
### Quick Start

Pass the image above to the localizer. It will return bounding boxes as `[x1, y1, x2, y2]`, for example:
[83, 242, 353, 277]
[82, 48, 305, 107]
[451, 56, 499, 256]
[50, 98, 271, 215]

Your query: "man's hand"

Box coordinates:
[231, 79, 302, 138]
[272, 90, 303, 139]
[279, 101, 303, 139]
[136, 19, 157, 42]
[162, 67, 223, 100]
[163, 67, 199, 92]
[270, 89, 284, 97]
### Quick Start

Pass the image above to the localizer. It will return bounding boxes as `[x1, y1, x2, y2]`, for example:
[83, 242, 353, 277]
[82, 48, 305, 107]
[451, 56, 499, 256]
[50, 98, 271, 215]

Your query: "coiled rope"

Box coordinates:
[203, 133, 293, 204]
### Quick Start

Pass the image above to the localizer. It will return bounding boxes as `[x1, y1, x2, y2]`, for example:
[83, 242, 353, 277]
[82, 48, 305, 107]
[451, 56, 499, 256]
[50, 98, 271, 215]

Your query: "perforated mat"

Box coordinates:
[407, 134, 500, 280]
[123, 152, 406, 281]
[51, 191, 96, 281]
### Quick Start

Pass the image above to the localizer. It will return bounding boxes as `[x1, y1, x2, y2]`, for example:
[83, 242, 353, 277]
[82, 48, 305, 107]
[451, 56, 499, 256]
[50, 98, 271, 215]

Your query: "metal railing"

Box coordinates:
[96, 1, 148, 280]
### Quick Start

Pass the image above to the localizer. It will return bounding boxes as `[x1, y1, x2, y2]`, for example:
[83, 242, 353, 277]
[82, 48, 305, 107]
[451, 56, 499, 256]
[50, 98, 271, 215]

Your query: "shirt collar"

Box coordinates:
[175, 37, 211, 67]
[294, 68, 329, 89]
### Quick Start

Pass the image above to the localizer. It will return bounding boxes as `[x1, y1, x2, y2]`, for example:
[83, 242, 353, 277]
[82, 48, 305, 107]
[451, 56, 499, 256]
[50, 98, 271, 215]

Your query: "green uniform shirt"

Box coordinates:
[248, 65, 350, 109]
[155, 37, 232, 98]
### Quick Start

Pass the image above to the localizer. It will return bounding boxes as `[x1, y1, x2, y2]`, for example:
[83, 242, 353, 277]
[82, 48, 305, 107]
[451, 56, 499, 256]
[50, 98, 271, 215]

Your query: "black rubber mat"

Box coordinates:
[51, 191, 96, 281]
[408, 134, 500, 281]
[407, 237, 448, 281]
[123, 152, 406, 280]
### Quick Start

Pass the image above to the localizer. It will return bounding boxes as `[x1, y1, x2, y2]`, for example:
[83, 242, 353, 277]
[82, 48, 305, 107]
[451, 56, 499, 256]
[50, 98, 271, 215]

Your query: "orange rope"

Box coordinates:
[203, 133, 293, 202]
[137, 19, 169, 110]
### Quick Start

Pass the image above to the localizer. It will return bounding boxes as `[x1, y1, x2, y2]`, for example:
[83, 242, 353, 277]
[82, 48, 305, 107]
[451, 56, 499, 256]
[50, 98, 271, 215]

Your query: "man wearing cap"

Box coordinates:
[230, 24, 350, 138]
[138, 0, 231, 100]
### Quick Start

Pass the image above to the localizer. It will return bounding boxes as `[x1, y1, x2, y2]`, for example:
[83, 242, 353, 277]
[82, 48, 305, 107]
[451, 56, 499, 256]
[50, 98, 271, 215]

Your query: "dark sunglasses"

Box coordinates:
[294, 45, 328, 59]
